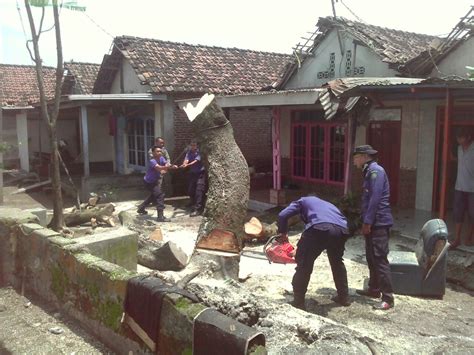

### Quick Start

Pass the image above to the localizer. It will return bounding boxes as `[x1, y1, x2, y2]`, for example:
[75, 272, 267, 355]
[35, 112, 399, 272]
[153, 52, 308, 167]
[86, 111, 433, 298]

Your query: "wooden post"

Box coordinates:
[344, 114, 355, 195]
[272, 107, 281, 190]
[80, 105, 90, 177]
[439, 89, 452, 220]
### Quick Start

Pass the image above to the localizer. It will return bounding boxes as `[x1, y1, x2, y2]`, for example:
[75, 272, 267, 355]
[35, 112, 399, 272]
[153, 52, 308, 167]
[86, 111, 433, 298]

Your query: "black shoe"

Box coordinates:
[190, 210, 202, 217]
[356, 289, 381, 298]
[290, 299, 306, 311]
[372, 300, 394, 310]
[157, 210, 171, 222]
[331, 295, 351, 307]
[137, 208, 148, 215]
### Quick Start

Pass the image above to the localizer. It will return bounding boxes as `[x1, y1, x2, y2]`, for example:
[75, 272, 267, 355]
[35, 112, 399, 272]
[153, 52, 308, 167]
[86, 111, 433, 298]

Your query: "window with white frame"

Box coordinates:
[127, 117, 154, 169]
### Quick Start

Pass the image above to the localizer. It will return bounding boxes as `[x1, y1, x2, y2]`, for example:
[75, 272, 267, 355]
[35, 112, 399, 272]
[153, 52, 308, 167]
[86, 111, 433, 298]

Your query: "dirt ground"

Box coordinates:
[124, 200, 474, 354]
[0, 287, 110, 354]
[2, 193, 474, 354]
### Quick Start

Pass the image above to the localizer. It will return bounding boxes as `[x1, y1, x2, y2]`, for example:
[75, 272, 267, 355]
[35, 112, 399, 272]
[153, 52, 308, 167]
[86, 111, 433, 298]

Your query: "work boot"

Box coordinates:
[291, 292, 306, 311]
[356, 288, 381, 299]
[156, 210, 171, 222]
[331, 294, 351, 307]
[136, 207, 148, 215]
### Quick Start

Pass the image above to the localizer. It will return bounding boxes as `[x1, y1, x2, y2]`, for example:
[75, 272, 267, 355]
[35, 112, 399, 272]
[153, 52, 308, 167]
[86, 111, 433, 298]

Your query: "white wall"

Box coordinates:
[86, 108, 114, 163]
[285, 30, 398, 89]
[431, 37, 474, 78]
[110, 59, 150, 94]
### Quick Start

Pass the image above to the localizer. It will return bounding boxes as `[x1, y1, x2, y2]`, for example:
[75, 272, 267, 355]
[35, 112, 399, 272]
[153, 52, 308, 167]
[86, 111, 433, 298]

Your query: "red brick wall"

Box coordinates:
[173, 100, 273, 173]
[398, 168, 416, 208]
[228, 107, 273, 173]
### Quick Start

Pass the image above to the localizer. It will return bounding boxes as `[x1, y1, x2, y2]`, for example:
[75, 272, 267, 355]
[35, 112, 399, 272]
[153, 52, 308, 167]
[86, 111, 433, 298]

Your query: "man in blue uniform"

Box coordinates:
[353, 145, 394, 310]
[137, 146, 173, 222]
[278, 195, 350, 310]
[181, 141, 207, 217]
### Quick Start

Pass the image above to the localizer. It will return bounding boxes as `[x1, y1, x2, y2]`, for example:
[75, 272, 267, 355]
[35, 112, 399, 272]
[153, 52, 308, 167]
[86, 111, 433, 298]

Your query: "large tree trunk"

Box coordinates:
[183, 94, 249, 252]
[63, 203, 114, 227]
[138, 237, 190, 271]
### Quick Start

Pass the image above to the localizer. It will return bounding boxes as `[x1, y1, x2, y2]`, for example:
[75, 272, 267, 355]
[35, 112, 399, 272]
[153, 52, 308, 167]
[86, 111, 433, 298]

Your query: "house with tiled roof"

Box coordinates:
[0, 62, 101, 174]
[79, 36, 292, 196]
[0, 64, 57, 171]
[178, 11, 474, 220]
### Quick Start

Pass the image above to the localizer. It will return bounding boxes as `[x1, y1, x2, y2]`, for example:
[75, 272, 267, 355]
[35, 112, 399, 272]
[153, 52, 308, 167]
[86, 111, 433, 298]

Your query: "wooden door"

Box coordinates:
[368, 121, 401, 205]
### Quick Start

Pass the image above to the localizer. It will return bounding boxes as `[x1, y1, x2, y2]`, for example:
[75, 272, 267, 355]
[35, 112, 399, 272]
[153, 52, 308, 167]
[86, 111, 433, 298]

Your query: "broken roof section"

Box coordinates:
[301, 16, 438, 67]
[94, 36, 293, 95]
[0, 64, 56, 108]
[62, 61, 101, 95]
[401, 6, 474, 76]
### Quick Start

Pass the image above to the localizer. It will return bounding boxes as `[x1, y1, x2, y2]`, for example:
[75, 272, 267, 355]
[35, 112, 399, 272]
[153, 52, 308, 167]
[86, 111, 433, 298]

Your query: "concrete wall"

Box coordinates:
[110, 59, 150, 94]
[86, 107, 114, 163]
[0, 209, 264, 354]
[285, 30, 398, 89]
[431, 37, 474, 79]
[1, 112, 19, 168]
[415, 100, 439, 211]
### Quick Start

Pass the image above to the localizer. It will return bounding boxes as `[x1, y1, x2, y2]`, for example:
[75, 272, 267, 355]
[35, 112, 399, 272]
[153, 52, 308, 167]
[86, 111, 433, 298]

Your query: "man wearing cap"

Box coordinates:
[353, 145, 394, 310]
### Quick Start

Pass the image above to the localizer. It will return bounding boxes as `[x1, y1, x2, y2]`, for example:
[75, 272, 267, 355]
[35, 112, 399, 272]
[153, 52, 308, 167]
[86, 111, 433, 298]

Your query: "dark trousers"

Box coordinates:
[188, 171, 207, 211]
[292, 225, 348, 298]
[365, 227, 394, 303]
[139, 181, 165, 211]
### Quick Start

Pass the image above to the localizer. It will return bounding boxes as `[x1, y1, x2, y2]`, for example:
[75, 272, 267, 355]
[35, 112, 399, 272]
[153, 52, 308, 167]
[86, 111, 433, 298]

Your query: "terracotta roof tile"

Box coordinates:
[0, 64, 56, 107]
[95, 36, 292, 94]
[63, 61, 101, 94]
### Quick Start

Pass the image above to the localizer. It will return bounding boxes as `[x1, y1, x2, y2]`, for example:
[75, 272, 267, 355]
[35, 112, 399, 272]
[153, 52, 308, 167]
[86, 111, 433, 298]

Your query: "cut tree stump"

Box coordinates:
[183, 93, 249, 255]
[63, 203, 115, 227]
[197, 229, 240, 253]
[244, 217, 278, 242]
[138, 237, 190, 271]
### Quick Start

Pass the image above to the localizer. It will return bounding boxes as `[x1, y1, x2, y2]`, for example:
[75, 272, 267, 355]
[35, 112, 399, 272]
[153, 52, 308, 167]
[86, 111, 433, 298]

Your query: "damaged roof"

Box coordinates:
[94, 36, 292, 95]
[0, 63, 56, 107]
[315, 17, 438, 67]
[63, 61, 101, 95]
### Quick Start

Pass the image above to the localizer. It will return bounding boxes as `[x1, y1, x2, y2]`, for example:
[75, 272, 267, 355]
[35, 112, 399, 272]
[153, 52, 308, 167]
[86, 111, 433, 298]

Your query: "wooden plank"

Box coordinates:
[196, 228, 240, 253]
[123, 313, 156, 352]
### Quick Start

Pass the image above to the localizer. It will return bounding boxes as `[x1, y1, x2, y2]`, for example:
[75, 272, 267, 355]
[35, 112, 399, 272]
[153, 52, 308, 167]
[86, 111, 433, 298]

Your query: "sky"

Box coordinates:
[0, 0, 472, 66]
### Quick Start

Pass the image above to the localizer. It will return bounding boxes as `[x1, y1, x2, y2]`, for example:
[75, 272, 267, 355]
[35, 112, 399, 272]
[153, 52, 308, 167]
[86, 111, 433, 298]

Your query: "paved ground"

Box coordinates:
[0, 287, 111, 354]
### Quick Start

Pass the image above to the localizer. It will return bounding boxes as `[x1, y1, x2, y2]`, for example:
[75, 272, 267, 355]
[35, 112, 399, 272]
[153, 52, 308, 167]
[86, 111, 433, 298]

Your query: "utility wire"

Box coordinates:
[339, 0, 366, 23]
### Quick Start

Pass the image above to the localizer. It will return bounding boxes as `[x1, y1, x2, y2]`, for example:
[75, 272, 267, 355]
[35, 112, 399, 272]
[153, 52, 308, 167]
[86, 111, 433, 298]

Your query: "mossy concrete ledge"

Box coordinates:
[0, 208, 267, 354]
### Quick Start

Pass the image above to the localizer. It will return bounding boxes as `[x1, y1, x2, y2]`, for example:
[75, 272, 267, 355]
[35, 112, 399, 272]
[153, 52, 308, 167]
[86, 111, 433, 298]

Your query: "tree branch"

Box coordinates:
[37, 6, 45, 39]
[25, 40, 36, 63]
[51, 0, 64, 126]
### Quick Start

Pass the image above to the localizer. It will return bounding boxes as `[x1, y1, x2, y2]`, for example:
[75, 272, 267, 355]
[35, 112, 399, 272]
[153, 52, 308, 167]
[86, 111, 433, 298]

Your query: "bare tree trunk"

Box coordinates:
[183, 94, 249, 251]
[25, 0, 64, 231]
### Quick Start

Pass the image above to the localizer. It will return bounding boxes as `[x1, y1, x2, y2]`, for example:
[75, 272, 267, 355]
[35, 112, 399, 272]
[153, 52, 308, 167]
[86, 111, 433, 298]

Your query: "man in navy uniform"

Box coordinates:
[181, 141, 207, 217]
[353, 145, 394, 310]
[137, 146, 173, 222]
[278, 195, 350, 310]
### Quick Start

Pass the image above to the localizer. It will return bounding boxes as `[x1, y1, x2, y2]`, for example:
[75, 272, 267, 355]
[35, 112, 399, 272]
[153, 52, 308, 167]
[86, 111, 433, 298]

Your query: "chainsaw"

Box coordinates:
[263, 235, 296, 264]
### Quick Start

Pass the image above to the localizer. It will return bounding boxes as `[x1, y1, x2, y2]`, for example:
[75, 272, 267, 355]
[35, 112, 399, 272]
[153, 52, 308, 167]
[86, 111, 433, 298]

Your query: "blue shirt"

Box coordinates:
[144, 156, 167, 184]
[361, 161, 393, 227]
[185, 149, 204, 174]
[277, 196, 348, 234]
